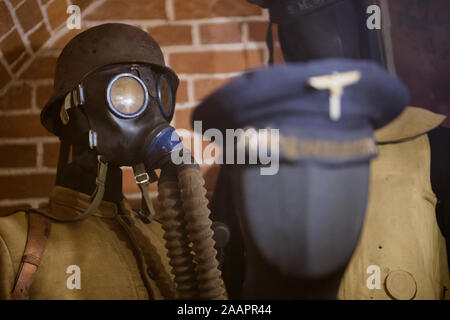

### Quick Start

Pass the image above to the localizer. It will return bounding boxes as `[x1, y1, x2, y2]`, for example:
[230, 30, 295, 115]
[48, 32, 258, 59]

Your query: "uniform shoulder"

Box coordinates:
[0, 210, 28, 290]
[0, 210, 28, 253]
[375, 107, 445, 143]
[0, 210, 28, 231]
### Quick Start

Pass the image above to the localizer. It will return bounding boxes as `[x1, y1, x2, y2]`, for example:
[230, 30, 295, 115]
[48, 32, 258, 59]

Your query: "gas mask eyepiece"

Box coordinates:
[157, 74, 174, 120]
[107, 73, 149, 118]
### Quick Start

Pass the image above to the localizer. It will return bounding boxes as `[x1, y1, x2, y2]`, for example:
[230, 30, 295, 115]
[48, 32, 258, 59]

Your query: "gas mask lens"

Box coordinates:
[107, 73, 149, 118]
[157, 75, 173, 119]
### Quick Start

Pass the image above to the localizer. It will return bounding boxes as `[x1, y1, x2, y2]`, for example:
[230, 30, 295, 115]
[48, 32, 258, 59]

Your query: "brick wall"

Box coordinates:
[0, 0, 282, 214]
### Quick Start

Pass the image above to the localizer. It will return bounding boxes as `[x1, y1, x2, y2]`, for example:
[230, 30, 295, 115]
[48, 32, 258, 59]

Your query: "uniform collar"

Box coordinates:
[375, 106, 446, 144]
[43, 186, 128, 221]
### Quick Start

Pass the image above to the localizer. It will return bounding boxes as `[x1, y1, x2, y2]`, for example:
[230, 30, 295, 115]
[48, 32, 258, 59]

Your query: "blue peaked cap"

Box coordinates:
[193, 59, 409, 164]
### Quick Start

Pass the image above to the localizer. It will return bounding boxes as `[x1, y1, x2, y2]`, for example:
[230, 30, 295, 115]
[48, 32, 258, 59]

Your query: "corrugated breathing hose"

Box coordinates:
[158, 165, 198, 299]
[158, 160, 226, 300]
[177, 163, 227, 300]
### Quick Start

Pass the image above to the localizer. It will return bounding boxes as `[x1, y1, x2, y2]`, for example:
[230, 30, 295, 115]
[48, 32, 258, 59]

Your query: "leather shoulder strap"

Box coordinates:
[11, 212, 51, 300]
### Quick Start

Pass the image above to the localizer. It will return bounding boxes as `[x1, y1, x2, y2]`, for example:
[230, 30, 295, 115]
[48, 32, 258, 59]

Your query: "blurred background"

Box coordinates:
[0, 0, 448, 214]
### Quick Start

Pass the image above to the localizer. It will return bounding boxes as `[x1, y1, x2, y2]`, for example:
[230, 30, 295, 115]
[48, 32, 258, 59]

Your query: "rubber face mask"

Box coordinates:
[63, 63, 181, 170]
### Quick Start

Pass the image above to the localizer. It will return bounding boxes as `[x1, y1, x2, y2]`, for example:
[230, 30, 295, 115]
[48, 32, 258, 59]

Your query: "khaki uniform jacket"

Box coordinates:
[0, 186, 176, 300]
[338, 107, 450, 300]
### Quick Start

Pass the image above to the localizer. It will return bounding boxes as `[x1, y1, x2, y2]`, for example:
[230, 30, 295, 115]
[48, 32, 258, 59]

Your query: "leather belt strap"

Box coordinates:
[11, 212, 51, 300]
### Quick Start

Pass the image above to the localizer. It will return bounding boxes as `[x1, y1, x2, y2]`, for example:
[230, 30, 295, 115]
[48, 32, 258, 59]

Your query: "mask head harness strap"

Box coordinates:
[47, 156, 109, 223]
[56, 83, 87, 187]
[65, 155, 108, 222]
[133, 163, 157, 224]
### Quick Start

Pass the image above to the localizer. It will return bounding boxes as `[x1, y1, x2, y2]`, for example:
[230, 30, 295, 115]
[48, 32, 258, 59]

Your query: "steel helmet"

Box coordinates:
[41, 23, 179, 136]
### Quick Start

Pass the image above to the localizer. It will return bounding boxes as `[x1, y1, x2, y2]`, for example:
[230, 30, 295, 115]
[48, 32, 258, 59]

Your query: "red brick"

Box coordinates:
[85, 0, 166, 20]
[200, 23, 242, 44]
[71, 0, 95, 11]
[248, 21, 266, 42]
[174, 107, 194, 131]
[122, 168, 157, 194]
[0, 62, 11, 91]
[16, 0, 43, 33]
[0, 29, 26, 64]
[170, 50, 265, 74]
[43, 142, 59, 167]
[245, 49, 266, 68]
[28, 23, 51, 52]
[0, 114, 52, 138]
[176, 80, 188, 103]
[148, 25, 192, 46]
[0, 173, 56, 199]
[174, 0, 262, 19]
[20, 56, 57, 80]
[123, 168, 139, 194]
[248, 21, 278, 42]
[0, 2, 14, 38]
[51, 28, 87, 50]
[11, 52, 30, 74]
[9, 0, 24, 7]
[194, 77, 232, 101]
[0, 83, 32, 111]
[36, 84, 54, 110]
[0, 204, 32, 216]
[46, 0, 67, 30]
[0, 144, 36, 168]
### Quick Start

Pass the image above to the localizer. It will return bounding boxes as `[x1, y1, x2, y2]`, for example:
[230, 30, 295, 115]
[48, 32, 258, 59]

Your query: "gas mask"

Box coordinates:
[41, 23, 226, 300]
[61, 62, 181, 169]
[57, 62, 182, 225]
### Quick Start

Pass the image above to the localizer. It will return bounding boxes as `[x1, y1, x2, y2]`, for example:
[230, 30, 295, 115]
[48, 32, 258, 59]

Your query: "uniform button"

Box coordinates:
[385, 270, 417, 300]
